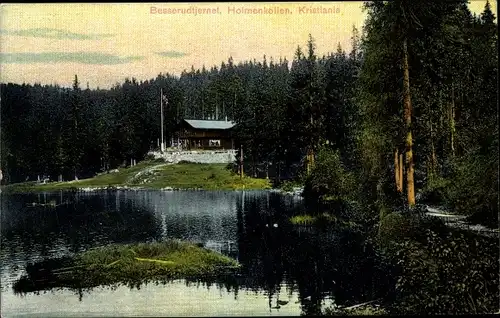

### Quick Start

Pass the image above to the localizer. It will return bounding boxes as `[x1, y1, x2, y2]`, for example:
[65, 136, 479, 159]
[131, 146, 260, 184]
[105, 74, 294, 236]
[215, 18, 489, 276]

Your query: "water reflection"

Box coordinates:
[1, 190, 379, 316]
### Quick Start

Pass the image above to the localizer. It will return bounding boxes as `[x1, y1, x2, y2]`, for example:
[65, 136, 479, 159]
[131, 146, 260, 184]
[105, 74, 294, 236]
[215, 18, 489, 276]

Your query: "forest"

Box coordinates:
[1, 0, 497, 226]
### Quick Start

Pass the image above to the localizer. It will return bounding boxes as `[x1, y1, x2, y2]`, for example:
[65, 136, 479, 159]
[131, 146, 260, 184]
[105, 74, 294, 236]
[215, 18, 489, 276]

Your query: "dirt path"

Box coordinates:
[424, 205, 499, 238]
[125, 163, 169, 185]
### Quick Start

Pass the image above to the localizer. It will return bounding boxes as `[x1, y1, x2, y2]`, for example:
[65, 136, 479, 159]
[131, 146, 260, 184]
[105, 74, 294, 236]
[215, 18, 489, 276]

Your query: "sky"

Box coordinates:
[0, 1, 496, 89]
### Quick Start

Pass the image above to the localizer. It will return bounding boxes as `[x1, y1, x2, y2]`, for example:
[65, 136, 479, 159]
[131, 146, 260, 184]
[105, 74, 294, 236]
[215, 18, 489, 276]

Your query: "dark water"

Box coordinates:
[1, 190, 378, 316]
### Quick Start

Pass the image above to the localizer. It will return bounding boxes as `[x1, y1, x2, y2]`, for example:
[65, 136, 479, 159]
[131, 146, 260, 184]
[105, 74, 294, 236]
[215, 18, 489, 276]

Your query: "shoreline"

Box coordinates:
[0, 184, 305, 198]
[0, 162, 282, 194]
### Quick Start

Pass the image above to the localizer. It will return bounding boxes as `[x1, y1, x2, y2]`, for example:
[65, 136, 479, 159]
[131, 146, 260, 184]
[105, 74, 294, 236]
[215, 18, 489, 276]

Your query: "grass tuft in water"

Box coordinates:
[290, 213, 337, 225]
[13, 241, 241, 293]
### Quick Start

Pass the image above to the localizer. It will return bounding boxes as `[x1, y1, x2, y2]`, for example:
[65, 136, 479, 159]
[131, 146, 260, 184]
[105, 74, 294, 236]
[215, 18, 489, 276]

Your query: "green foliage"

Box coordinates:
[354, 0, 498, 227]
[377, 211, 450, 247]
[289, 214, 317, 225]
[420, 175, 452, 204]
[374, 211, 498, 315]
[303, 146, 356, 202]
[390, 230, 499, 314]
[289, 212, 363, 233]
[377, 213, 414, 252]
[445, 151, 498, 227]
[279, 180, 303, 192]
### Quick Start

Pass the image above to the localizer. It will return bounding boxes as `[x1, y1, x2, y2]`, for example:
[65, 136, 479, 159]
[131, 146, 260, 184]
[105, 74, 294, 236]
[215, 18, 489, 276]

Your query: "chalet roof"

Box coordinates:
[183, 119, 236, 130]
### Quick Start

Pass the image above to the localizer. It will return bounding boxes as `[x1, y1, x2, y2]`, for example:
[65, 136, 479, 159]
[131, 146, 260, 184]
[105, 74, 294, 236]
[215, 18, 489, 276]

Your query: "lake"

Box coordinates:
[1, 190, 379, 316]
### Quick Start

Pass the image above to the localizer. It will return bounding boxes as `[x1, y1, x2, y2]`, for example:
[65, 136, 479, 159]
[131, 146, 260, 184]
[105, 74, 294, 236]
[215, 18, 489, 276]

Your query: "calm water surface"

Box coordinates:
[1, 190, 376, 316]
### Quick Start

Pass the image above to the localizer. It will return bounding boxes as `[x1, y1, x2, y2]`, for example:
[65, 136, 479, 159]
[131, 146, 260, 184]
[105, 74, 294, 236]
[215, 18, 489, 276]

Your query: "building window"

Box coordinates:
[209, 140, 221, 147]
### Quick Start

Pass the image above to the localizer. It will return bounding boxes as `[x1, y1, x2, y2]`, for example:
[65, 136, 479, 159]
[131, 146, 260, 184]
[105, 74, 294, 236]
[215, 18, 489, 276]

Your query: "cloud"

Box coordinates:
[0, 52, 144, 65]
[0, 28, 115, 40]
[155, 51, 189, 58]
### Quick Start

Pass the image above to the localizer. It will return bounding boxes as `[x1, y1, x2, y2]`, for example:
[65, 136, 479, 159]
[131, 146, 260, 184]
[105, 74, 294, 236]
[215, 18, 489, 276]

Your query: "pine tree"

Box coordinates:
[70, 75, 83, 180]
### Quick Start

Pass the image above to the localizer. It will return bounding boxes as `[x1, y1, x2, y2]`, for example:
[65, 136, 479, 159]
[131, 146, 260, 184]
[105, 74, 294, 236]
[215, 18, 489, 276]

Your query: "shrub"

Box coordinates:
[377, 212, 415, 252]
[303, 146, 356, 202]
[420, 175, 452, 204]
[280, 180, 302, 192]
[390, 229, 499, 315]
[438, 153, 498, 228]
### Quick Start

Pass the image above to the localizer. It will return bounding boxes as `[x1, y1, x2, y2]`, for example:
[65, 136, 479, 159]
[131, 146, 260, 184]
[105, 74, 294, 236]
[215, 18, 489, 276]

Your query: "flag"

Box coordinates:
[162, 94, 168, 107]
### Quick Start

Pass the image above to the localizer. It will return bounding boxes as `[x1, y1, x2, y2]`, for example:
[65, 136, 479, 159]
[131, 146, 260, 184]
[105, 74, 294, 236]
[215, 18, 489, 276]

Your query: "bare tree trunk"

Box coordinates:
[395, 149, 398, 190]
[403, 38, 415, 207]
[306, 148, 315, 176]
[399, 152, 404, 193]
[395, 149, 401, 193]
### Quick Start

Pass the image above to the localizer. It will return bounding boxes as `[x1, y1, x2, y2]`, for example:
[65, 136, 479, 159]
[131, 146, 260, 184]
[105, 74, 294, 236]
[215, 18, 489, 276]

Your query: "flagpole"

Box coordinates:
[161, 88, 164, 152]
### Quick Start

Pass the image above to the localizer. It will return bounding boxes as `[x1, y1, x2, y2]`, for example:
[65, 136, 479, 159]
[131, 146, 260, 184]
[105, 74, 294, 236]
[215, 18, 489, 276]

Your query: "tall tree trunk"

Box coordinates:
[306, 148, 313, 176]
[394, 148, 401, 192]
[399, 152, 404, 193]
[402, 38, 415, 207]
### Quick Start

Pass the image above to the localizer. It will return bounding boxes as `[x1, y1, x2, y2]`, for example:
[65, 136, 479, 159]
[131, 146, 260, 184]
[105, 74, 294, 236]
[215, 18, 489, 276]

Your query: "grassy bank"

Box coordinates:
[13, 241, 241, 293]
[1, 161, 272, 193]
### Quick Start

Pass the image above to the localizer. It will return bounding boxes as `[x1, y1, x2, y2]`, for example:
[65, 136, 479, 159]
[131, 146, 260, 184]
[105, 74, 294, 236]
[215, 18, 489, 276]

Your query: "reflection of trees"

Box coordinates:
[235, 192, 300, 310]
[2, 192, 163, 266]
[234, 192, 383, 315]
[6, 190, 386, 314]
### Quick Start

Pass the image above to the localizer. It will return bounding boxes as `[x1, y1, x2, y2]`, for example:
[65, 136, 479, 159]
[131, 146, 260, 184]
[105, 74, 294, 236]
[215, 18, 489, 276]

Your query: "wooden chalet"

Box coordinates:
[175, 119, 236, 150]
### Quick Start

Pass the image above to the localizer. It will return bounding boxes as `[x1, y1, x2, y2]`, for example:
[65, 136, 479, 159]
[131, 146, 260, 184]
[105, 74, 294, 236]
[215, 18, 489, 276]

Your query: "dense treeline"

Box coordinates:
[303, 0, 497, 226]
[352, 0, 498, 224]
[0, 32, 359, 183]
[1, 1, 497, 226]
